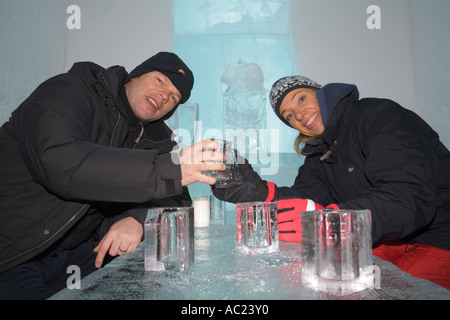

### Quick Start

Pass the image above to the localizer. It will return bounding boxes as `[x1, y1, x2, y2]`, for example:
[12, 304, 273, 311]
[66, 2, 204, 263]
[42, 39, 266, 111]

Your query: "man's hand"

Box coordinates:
[93, 216, 143, 268]
[179, 140, 226, 186]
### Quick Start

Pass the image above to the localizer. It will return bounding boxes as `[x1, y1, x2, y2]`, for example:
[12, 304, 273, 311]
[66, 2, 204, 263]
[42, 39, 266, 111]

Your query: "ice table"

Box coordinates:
[49, 224, 449, 300]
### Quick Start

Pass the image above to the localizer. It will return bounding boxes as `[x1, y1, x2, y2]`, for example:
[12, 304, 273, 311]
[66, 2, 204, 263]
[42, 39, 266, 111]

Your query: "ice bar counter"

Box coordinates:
[50, 207, 450, 300]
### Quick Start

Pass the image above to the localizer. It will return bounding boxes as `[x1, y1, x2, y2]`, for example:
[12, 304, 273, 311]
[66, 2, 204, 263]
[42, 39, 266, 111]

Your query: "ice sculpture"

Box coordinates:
[221, 58, 267, 156]
[173, 0, 298, 195]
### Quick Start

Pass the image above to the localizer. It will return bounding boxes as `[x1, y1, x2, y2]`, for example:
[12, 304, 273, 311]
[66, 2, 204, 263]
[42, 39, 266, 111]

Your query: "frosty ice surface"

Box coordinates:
[236, 202, 279, 255]
[300, 209, 374, 295]
[144, 207, 194, 272]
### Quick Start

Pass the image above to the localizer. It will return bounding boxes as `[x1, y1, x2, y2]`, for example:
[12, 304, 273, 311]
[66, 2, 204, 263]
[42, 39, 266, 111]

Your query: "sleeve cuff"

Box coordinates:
[158, 153, 182, 180]
[264, 182, 276, 202]
[156, 153, 183, 197]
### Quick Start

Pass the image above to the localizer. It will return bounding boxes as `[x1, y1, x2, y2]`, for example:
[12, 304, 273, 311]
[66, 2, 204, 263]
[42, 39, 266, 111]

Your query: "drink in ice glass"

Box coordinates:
[144, 207, 194, 272]
[236, 202, 279, 255]
[300, 209, 374, 295]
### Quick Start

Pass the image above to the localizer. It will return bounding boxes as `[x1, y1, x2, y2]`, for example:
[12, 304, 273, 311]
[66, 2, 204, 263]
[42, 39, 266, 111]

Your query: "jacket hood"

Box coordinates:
[67, 62, 138, 123]
[68, 62, 178, 125]
[303, 83, 359, 148]
[316, 83, 359, 127]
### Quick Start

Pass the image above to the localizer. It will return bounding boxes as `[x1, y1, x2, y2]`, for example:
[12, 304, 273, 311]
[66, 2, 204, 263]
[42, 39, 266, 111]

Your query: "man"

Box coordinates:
[0, 52, 224, 299]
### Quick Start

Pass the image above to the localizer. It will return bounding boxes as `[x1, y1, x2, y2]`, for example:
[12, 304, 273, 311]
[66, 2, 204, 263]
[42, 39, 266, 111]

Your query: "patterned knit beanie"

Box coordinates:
[269, 76, 322, 127]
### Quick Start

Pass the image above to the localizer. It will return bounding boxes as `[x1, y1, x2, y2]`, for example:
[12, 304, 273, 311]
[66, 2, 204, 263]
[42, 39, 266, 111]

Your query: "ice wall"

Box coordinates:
[63, 0, 174, 72]
[171, 0, 299, 198]
[0, 1, 67, 122]
[172, 0, 297, 152]
[0, 0, 175, 124]
[410, 0, 450, 148]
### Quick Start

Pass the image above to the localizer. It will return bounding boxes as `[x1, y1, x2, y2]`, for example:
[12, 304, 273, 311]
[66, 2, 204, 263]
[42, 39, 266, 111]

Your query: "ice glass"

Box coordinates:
[236, 202, 279, 255]
[204, 140, 244, 188]
[300, 209, 374, 295]
[144, 207, 194, 272]
[210, 196, 225, 225]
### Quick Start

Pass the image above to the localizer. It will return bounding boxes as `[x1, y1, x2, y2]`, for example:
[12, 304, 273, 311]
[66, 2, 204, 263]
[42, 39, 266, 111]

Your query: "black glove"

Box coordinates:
[212, 156, 268, 203]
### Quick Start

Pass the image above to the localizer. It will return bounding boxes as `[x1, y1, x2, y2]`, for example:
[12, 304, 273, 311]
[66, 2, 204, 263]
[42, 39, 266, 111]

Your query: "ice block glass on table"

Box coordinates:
[235, 202, 279, 255]
[300, 209, 374, 295]
[144, 207, 194, 272]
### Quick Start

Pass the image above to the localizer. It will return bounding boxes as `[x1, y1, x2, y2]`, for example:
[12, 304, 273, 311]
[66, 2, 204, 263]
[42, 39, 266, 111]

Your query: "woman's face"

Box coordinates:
[279, 88, 324, 138]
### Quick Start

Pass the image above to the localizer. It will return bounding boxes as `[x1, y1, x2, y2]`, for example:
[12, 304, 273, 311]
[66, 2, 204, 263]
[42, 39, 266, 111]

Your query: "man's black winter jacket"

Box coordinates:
[0, 62, 187, 273]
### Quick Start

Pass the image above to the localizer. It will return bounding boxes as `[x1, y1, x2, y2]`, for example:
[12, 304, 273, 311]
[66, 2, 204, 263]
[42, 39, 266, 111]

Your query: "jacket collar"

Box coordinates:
[316, 83, 359, 127]
[303, 83, 359, 154]
[100, 66, 142, 125]
[67, 62, 139, 124]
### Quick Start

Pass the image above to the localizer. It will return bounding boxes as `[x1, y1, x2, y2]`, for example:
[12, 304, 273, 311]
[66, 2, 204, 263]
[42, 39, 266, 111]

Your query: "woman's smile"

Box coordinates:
[306, 112, 318, 128]
[279, 88, 324, 138]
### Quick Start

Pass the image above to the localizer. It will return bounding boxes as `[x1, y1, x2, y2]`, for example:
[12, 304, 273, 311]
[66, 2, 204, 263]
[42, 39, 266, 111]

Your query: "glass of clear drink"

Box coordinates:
[300, 209, 374, 295]
[235, 202, 279, 255]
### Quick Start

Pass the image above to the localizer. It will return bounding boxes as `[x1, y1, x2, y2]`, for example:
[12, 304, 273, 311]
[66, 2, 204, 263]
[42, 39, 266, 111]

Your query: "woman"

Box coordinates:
[214, 76, 450, 290]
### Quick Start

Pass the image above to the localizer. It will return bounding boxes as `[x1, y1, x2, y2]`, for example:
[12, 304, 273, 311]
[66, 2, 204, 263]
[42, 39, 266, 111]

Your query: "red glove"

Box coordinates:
[275, 199, 340, 242]
[266, 182, 339, 242]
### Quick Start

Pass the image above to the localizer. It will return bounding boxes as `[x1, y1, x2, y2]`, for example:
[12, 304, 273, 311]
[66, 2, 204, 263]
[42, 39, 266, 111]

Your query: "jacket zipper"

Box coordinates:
[135, 122, 144, 144]
[101, 73, 126, 148]
[110, 113, 121, 147]
[320, 150, 332, 162]
[319, 137, 332, 162]
[100, 74, 112, 94]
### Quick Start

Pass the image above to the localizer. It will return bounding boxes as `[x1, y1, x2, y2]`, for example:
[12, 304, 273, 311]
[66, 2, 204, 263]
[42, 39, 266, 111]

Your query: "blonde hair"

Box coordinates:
[294, 133, 317, 155]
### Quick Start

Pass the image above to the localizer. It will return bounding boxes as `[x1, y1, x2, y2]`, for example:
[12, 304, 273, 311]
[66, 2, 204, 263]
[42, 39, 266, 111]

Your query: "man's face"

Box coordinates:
[125, 71, 182, 122]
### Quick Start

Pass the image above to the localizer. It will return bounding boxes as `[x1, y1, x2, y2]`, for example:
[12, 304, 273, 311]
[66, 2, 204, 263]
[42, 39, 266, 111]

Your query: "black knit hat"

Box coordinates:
[126, 52, 194, 105]
[269, 76, 322, 127]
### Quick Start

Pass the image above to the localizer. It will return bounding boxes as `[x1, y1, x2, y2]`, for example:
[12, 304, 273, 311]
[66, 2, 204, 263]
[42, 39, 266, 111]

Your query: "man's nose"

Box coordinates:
[159, 89, 170, 103]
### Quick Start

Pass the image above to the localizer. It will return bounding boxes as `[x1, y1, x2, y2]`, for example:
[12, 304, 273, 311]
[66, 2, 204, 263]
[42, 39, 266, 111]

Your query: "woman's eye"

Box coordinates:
[286, 114, 293, 122]
[299, 96, 306, 103]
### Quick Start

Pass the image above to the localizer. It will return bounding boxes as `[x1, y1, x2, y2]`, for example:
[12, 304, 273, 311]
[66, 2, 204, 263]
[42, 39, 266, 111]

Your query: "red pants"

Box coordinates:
[373, 242, 450, 291]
